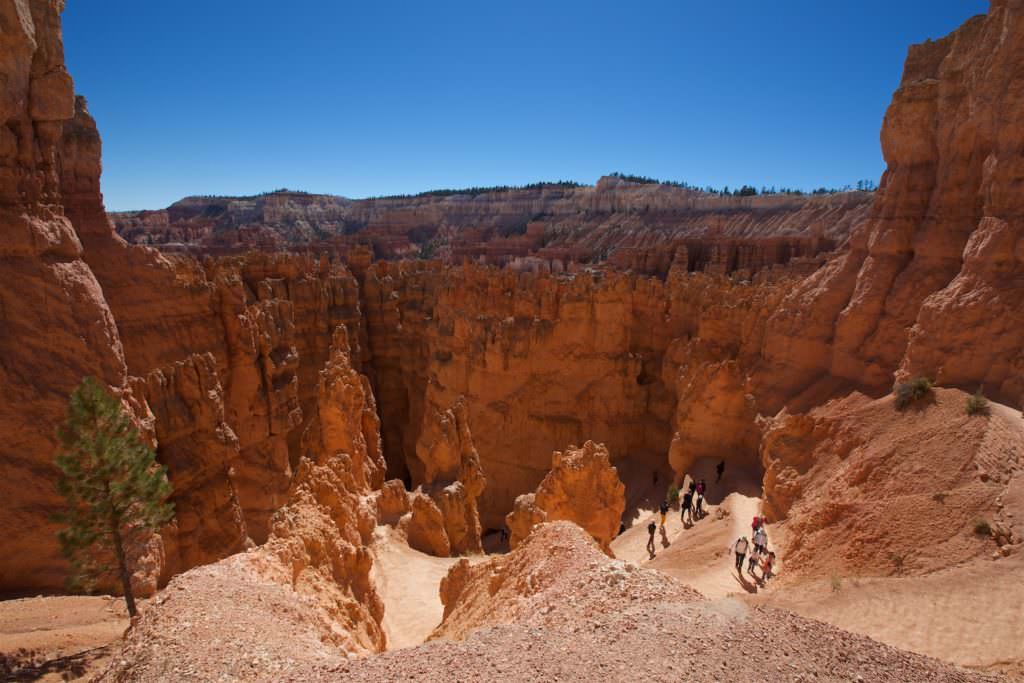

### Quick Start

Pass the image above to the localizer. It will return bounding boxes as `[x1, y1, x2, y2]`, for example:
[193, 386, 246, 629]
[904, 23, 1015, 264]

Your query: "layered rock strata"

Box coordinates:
[110, 181, 872, 279]
[361, 260, 786, 527]
[132, 353, 249, 581]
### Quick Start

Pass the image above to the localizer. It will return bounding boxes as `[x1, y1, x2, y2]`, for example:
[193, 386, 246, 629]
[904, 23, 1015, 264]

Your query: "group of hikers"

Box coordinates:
[644, 461, 779, 584]
[733, 515, 776, 582]
[645, 471, 714, 556]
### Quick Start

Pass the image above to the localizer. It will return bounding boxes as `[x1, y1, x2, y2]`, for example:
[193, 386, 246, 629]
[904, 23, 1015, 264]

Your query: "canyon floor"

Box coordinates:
[0, 596, 128, 682]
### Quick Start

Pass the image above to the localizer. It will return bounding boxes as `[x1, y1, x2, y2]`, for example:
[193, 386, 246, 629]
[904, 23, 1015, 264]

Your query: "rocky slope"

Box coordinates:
[761, 388, 1023, 578]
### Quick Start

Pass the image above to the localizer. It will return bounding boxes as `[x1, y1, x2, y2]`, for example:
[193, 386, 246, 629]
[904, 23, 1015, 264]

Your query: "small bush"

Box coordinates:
[965, 390, 989, 416]
[894, 376, 933, 410]
[830, 575, 842, 592]
[666, 484, 679, 503]
[931, 491, 948, 504]
[973, 518, 992, 536]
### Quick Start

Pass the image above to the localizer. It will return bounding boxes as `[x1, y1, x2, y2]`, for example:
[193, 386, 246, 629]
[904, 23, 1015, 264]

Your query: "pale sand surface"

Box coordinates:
[756, 554, 1024, 679]
[369, 525, 486, 650]
[0, 594, 128, 681]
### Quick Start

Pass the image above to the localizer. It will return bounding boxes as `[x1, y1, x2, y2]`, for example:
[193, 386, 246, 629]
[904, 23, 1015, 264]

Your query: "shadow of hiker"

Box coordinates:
[660, 527, 671, 548]
[733, 569, 758, 594]
[1, 645, 111, 682]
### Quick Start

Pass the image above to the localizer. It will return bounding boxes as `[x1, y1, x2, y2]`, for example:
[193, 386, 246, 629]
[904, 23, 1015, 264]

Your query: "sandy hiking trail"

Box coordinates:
[612, 457, 780, 599]
[369, 525, 486, 650]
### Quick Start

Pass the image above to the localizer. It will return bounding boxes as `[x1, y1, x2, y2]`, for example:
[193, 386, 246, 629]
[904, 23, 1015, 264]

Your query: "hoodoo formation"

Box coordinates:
[1, 1, 1023, 681]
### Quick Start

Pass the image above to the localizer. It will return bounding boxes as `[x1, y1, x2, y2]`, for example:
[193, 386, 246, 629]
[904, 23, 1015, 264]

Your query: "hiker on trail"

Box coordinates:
[695, 479, 707, 518]
[688, 479, 697, 496]
[734, 536, 750, 572]
[753, 526, 768, 555]
[681, 490, 694, 525]
[716, 460, 725, 483]
[752, 515, 762, 534]
[659, 500, 669, 529]
[747, 545, 760, 575]
[647, 520, 657, 556]
[761, 551, 776, 581]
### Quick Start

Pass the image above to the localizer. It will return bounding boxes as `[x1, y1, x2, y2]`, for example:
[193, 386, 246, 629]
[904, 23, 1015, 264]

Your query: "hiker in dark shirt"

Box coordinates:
[681, 490, 694, 525]
[646, 520, 657, 557]
[659, 500, 669, 529]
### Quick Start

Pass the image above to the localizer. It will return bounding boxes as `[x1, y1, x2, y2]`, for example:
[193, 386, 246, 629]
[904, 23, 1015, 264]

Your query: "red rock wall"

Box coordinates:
[359, 260, 787, 527]
[0, 0, 129, 591]
[760, 1, 1024, 410]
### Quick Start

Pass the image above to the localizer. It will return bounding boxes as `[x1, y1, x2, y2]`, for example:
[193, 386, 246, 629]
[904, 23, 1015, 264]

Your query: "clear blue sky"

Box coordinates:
[63, 1, 988, 211]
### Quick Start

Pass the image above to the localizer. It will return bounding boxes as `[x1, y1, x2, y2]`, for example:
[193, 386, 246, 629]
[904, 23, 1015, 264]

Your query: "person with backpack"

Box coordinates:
[752, 515, 762, 534]
[646, 520, 657, 557]
[753, 526, 768, 556]
[659, 500, 669, 529]
[733, 536, 749, 572]
[680, 490, 694, 525]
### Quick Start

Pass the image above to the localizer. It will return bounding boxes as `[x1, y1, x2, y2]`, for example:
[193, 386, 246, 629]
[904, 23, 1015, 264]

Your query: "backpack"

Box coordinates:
[648, 522, 657, 534]
[660, 501, 669, 514]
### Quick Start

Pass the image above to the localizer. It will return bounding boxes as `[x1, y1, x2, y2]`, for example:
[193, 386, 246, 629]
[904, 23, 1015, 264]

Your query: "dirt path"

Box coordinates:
[611, 457, 782, 599]
[370, 526, 485, 650]
[0, 595, 127, 681]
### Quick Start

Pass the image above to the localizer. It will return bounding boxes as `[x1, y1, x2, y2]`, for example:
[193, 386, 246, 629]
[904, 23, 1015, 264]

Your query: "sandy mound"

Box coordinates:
[763, 388, 1023, 578]
[432, 521, 701, 641]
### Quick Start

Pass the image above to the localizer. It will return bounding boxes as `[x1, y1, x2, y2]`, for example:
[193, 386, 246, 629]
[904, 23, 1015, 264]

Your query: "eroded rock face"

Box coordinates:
[760, 1, 1024, 410]
[411, 398, 486, 554]
[506, 441, 625, 553]
[373, 397, 487, 557]
[362, 262, 764, 526]
[0, 0, 129, 591]
[134, 353, 249, 581]
[100, 326, 390, 676]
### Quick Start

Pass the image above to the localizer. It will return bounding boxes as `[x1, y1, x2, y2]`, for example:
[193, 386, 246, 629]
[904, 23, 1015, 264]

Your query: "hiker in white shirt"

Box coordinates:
[733, 536, 749, 572]
[753, 527, 768, 555]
